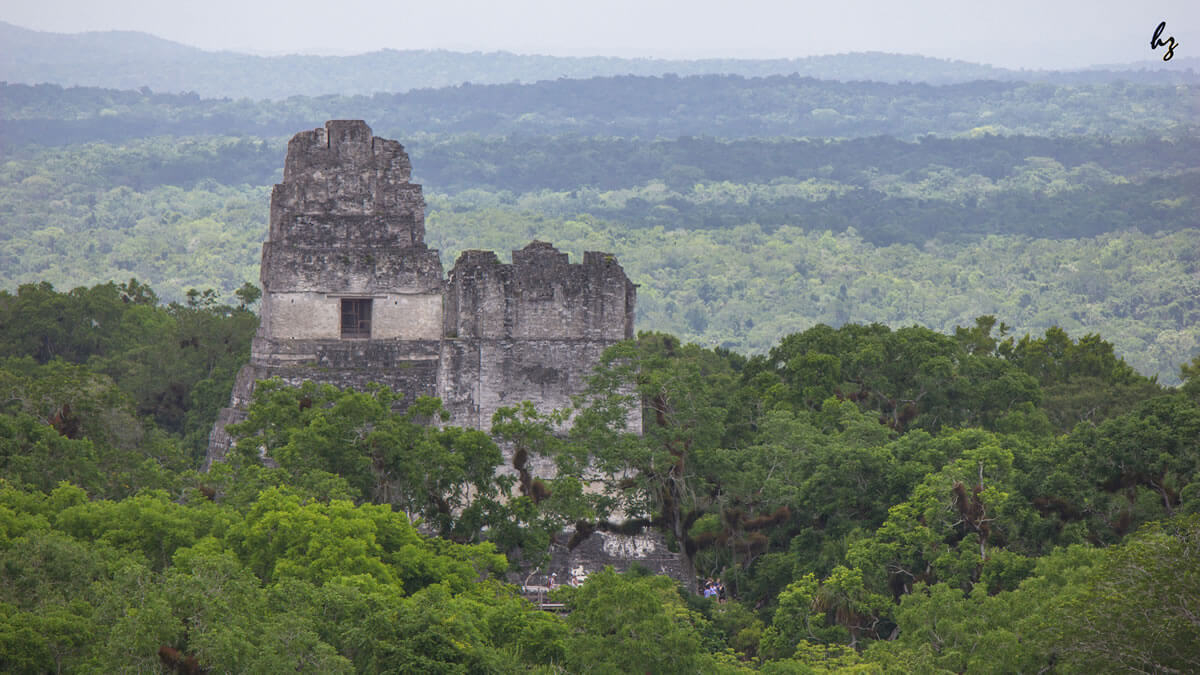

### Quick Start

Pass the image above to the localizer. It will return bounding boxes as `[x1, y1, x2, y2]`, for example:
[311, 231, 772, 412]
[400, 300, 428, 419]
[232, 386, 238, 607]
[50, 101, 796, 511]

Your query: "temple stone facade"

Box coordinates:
[207, 121, 680, 580]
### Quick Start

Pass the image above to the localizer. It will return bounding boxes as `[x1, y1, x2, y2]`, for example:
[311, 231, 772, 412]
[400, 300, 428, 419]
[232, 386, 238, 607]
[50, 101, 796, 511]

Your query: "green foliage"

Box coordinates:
[55, 489, 231, 571]
[0, 358, 191, 497]
[3, 124, 1198, 382]
[748, 321, 1049, 433]
[1022, 393, 1200, 546]
[0, 311, 1195, 669]
[227, 380, 534, 560]
[759, 573, 835, 659]
[864, 517, 1200, 673]
[0, 66, 1197, 666]
[0, 281, 256, 458]
[864, 580, 1046, 673]
[563, 567, 719, 673]
[490, 402, 588, 567]
[4, 75, 1197, 138]
[569, 333, 743, 587]
[225, 486, 504, 591]
[845, 429, 1041, 597]
[1051, 515, 1200, 672]
[0, 481, 546, 672]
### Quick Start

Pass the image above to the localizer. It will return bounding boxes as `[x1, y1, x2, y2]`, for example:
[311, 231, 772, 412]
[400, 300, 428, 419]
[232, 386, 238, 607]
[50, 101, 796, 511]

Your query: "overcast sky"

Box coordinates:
[4, 0, 1197, 69]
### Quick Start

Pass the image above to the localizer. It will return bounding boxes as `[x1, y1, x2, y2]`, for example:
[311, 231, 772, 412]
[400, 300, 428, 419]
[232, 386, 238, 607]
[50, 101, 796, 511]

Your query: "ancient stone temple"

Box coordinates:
[207, 120, 680, 581]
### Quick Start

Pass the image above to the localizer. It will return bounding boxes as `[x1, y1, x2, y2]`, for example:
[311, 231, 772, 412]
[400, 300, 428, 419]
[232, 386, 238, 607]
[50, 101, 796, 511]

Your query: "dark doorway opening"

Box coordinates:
[341, 298, 372, 338]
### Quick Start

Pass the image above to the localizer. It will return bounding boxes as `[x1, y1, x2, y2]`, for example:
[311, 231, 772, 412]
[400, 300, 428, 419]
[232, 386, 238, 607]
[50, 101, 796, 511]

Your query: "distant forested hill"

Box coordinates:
[4, 127, 1195, 246]
[3, 76, 1197, 147]
[2, 21, 1198, 99]
[0, 73, 1196, 382]
[2, 132, 1196, 381]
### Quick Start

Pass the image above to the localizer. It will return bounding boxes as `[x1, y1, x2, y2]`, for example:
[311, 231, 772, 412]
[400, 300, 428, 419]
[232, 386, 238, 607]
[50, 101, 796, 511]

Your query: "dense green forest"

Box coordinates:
[4, 76, 1198, 143]
[1, 281, 1198, 671]
[2, 40, 1199, 671]
[2, 80, 1197, 382]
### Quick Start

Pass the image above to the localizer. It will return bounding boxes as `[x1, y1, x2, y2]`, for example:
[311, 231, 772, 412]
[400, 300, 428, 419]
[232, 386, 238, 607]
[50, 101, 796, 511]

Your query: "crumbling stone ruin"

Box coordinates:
[207, 120, 681, 581]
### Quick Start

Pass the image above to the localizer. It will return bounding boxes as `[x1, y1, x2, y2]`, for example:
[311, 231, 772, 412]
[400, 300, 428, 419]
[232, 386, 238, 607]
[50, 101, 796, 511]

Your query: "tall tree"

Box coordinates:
[568, 333, 743, 590]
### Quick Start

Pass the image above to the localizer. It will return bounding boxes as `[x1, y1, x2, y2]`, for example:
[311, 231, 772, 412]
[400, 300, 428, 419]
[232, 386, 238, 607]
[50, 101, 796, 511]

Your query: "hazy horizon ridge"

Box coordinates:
[3, 19, 1197, 101]
[0, 20, 1176, 69]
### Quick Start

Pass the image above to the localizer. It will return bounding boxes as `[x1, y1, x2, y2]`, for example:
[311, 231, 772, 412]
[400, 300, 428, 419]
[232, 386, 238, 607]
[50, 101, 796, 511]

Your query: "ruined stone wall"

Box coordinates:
[445, 243, 635, 342]
[440, 242, 640, 448]
[207, 120, 675, 584]
[206, 120, 445, 466]
[260, 119, 442, 345]
[548, 528, 687, 585]
[273, 120, 423, 246]
[207, 120, 643, 466]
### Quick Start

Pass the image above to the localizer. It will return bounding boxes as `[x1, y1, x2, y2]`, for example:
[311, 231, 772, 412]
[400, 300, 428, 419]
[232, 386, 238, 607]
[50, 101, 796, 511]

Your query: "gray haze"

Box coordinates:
[3, 0, 1198, 70]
